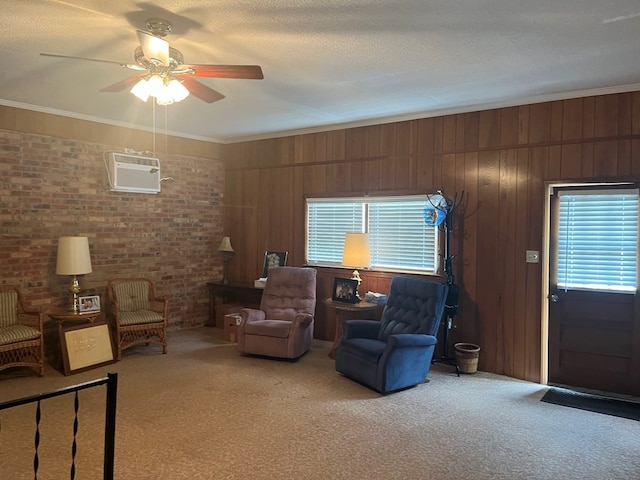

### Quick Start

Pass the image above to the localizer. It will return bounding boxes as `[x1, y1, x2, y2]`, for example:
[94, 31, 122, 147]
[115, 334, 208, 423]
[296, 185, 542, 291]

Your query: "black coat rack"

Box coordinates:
[430, 191, 464, 376]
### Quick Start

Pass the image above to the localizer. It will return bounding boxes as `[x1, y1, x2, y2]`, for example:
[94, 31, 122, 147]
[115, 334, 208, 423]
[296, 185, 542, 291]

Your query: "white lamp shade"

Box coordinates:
[218, 236, 234, 252]
[56, 236, 93, 275]
[342, 233, 371, 268]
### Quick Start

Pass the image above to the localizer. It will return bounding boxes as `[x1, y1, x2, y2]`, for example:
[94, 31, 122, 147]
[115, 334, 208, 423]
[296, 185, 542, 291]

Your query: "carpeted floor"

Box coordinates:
[1, 327, 639, 480]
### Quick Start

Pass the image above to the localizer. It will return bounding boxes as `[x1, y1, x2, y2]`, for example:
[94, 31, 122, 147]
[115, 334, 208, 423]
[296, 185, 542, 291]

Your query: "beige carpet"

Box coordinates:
[1, 327, 639, 480]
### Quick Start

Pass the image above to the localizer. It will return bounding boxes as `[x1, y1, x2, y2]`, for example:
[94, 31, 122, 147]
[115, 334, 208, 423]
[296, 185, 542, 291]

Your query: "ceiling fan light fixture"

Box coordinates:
[156, 88, 174, 106]
[146, 74, 165, 97]
[131, 74, 189, 106]
[166, 78, 189, 102]
[130, 78, 151, 102]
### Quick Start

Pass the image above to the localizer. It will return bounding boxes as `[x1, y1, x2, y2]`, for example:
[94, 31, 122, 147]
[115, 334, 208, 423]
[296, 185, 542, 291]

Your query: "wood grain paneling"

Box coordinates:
[0, 106, 221, 160]
[222, 91, 640, 384]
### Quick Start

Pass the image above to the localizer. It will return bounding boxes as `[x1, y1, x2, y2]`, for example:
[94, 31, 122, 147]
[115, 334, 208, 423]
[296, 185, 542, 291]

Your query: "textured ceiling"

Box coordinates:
[2, 1, 640, 143]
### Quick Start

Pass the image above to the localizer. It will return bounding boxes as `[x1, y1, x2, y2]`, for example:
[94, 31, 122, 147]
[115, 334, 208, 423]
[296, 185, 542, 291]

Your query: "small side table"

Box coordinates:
[325, 298, 382, 359]
[45, 309, 103, 373]
[206, 282, 264, 328]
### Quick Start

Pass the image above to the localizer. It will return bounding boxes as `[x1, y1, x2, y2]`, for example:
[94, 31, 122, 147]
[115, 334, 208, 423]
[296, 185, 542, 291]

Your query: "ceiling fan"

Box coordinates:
[40, 18, 263, 105]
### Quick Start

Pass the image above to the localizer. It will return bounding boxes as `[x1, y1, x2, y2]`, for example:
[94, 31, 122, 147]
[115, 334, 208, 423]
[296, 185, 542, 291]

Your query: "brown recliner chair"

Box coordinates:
[238, 267, 317, 359]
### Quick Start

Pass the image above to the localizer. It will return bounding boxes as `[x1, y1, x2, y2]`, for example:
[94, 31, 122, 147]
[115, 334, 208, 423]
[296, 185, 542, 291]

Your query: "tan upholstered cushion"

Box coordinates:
[113, 281, 151, 312]
[260, 267, 317, 321]
[0, 291, 18, 328]
[0, 324, 40, 346]
[243, 319, 293, 338]
[120, 310, 164, 326]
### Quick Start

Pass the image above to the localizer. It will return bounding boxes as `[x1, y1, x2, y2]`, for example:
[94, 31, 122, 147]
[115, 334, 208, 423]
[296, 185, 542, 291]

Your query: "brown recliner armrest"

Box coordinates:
[241, 308, 265, 325]
[293, 312, 313, 326]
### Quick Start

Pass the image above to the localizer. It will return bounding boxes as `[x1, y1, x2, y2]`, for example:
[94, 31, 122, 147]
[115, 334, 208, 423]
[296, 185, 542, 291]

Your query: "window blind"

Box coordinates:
[557, 189, 639, 292]
[306, 196, 438, 273]
[307, 202, 363, 264]
[369, 201, 437, 271]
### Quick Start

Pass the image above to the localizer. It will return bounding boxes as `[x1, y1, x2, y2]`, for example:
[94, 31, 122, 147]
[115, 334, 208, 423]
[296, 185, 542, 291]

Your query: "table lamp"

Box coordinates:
[218, 236, 235, 285]
[342, 232, 371, 300]
[56, 236, 93, 314]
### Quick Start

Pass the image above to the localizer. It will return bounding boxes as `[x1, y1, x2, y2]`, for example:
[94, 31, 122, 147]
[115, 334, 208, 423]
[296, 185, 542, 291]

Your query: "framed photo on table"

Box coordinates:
[332, 277, 359, 304]
[78, 295, 100, 314]
[59, 322, 115, 375]
[262, 251, 288, 277]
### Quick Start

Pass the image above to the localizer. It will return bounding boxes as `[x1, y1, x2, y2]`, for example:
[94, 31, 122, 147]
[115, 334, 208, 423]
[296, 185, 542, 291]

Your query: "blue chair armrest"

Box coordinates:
[342, 319, 380, 340]
[379, 334, 439, 393]
[387, 334, 437, 348]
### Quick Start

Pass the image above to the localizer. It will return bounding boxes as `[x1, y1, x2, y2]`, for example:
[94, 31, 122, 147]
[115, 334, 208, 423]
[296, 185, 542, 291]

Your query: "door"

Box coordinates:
[548, 186, 640, 396]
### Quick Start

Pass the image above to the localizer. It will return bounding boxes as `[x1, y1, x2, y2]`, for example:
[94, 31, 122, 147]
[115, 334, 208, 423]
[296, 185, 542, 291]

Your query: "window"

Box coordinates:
[306, 195, 439, 273]
[557, 188, 639, 293]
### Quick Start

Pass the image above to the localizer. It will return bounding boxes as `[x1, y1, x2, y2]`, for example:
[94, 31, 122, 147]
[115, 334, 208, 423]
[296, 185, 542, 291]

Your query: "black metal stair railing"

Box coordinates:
[0, 372, 118, 480]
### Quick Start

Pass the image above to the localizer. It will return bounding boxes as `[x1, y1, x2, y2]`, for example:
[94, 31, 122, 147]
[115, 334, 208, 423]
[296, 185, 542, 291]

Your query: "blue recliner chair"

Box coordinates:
[335, 277, 448, 394]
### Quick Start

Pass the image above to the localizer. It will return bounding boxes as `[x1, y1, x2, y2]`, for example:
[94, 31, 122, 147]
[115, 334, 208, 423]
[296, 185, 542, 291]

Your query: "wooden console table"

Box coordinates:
[207, 282, 264, 328]
[325, 299, 383, 359]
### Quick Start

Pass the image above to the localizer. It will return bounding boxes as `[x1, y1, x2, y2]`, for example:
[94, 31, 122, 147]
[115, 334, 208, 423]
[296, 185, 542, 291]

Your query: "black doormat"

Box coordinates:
[541, 388, 640, 421]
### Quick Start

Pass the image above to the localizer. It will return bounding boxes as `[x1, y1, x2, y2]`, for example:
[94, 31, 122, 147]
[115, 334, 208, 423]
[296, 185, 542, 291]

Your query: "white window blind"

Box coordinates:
[306, 196, 438, 273]
[307, 201, 363, 264]
[557, 189, 639, 293]
[369, 201, 437, 270]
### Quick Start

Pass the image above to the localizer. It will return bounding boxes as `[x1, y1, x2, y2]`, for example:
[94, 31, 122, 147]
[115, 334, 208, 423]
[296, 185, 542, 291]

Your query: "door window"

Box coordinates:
[557, 188, 639, 293]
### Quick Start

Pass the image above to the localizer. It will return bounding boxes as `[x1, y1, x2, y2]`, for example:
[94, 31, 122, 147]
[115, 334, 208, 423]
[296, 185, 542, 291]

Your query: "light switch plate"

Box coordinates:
[526, 250, 539, 263]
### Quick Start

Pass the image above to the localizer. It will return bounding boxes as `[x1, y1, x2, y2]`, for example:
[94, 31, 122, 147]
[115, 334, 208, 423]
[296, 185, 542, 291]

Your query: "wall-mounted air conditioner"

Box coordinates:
[107, 152, 161, 194]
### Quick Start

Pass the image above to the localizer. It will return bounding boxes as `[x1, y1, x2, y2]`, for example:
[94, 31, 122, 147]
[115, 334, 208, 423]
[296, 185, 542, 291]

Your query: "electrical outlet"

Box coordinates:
[526, 250, 539, 263]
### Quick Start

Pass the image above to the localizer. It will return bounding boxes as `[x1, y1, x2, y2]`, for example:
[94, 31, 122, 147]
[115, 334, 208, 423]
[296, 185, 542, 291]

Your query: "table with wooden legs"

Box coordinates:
[325, 298, 382, 359]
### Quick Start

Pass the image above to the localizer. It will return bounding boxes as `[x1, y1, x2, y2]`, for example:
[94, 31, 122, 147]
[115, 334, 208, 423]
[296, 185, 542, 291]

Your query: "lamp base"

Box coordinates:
[221, 253, 233, 286]
[68, 275, 81, 314]
[351, 269, 363, 302]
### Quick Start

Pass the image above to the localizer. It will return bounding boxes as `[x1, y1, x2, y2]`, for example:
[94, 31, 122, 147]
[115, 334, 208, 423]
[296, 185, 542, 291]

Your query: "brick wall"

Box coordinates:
[0, 129, 224, 329]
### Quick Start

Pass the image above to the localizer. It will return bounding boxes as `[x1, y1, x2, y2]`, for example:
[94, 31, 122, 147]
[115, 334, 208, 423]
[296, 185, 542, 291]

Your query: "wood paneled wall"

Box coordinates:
[222, 92, 640, 383]
[0, 105, 221, 159]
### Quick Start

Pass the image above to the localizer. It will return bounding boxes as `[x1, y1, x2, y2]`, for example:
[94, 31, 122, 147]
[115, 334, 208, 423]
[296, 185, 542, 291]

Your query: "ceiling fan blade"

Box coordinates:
[40, 53, 144, 70]
[181, 64, 264, 79]
[100, 74, 146, 93]
[137, 30, 170, 66]
[179, 77, 225, 103]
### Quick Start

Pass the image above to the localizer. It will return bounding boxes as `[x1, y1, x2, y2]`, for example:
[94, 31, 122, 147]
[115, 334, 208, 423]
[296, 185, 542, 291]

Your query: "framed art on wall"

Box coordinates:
[262, 251, 288, 277]
[332, 277, 359, 304]
[60, 322, 115, 375]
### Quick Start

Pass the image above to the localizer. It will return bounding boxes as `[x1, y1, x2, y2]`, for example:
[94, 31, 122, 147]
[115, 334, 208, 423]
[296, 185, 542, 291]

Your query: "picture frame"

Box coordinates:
[332, 277, 359, 304]
[261, 251, 288, 277]
[59, 322, 115, 375]
[78, 295, 100, 314]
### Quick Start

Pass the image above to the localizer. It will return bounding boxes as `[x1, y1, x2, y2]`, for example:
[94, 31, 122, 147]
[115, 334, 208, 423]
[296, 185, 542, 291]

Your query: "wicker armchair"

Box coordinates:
[106, 278, 168, 360]
[0, 286, 45, 377]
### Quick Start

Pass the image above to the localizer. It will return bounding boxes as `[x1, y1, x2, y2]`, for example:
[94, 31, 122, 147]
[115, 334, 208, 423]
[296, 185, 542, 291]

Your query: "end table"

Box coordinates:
[325, 298, 382, 359]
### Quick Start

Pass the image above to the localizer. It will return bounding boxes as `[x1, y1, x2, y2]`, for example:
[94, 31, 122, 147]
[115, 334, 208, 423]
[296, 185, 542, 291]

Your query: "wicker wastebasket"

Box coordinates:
[454, 343, 481, 374]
